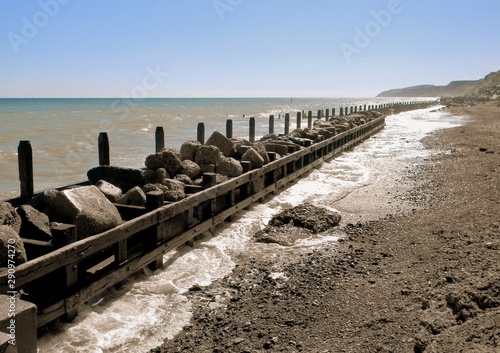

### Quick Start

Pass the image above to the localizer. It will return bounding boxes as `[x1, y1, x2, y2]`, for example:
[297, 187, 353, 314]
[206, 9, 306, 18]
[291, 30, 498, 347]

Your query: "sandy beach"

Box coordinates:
[149, 101, 500, 353]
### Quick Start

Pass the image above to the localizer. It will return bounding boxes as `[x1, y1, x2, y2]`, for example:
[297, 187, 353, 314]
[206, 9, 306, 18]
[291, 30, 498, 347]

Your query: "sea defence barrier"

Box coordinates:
[0, 101, 434, 350]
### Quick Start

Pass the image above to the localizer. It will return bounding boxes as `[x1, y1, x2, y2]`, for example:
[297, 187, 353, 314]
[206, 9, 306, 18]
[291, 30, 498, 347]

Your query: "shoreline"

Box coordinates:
[150, 101, 500, 352]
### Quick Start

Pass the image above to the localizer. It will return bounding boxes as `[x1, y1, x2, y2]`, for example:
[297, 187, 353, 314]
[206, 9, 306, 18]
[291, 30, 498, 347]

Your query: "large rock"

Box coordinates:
[28, 189, 60, 213]
[0, 225, 27, 267]
[265, 142, 289, 156]
[173, 174, 192, 185]
[144, 168, 169, 185]
[268, 204, 341, 233]
[206, 131, 236, 157]
[0, 202, 21, 233]
[145, 148, 182, 177]
[163, 179, 185, 202]
[45, 185, 122, 238]
[17, 205, 52, 242]
[217, 157, 243, 177]
[195, 145, 223, 166]
[95, 180, 123, 202]
[179, 159, 201, 180]
[180, 140, 202, 161]
[87, 166, 146, 192]
[242, 148, 265, 169]
[116, 186, 147, 207]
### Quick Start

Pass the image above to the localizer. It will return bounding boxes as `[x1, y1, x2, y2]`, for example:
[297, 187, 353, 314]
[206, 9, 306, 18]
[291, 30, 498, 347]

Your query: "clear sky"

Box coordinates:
[1, 0, 499, 98]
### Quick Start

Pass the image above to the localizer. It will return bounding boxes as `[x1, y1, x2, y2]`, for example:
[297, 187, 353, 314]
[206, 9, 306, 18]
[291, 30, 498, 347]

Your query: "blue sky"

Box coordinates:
[1, 0, 499, 98]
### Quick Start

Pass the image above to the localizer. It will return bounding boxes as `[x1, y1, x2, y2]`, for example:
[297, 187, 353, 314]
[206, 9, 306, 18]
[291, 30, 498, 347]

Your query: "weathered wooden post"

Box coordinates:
[355, 106, 358, 113]
[317, 110, 322, 121]
[332, 108, 336, 117]
[155, 126, 164, 152]
[308, 111, 313, 128]
[340, 107, 344, 116]
[202, 172, 218, 233]
[18, 140, 34, 202]
[284, 113, 290, 135]
[269, 114, 275, 134]
[146, 190, 166, 269]
[363, 104, 367, 111]
[52, 224, 78, 321]
[197, 123, 205, 144]
[249, 117, 256, 143]
[98, 132, 110, 166]
[325, 108, 329, 119]
[296, 111, 302, 129]
[226, 119, 233, 138]
[350, 106, 354, 114]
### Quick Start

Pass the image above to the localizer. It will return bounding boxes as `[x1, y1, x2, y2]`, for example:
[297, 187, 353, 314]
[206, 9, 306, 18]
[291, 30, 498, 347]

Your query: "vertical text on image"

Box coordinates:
[6, 238, 17, 346]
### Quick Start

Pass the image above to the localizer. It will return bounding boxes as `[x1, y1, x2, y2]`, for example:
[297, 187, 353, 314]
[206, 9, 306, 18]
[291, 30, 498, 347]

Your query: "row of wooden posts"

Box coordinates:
[13, 101, 432, 206]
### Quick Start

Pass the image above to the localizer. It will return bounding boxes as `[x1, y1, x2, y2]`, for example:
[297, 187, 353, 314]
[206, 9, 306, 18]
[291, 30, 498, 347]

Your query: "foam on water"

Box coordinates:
[35, 106, 465, 352]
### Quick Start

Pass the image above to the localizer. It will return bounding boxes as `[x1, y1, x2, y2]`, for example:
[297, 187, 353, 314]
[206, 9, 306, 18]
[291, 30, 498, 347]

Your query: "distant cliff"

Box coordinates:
[377, 70, 500, 98]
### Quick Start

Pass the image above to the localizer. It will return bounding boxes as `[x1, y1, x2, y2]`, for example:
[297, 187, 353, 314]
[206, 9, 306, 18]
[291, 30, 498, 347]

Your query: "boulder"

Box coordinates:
[87, 166, 146, 192]
[215, 174, 229, 185]
[199, 163, 216, 174]
[265, 143, 289, 156]
[144, 168, 169, 185]
[163, 179, 185, 202]
[143, 183, 169, 195]
[117, 186, 147, 207]
[304, 128, 319, 141]
[236, 145, 253, 159]
[95, 180, 122, 202]
[195, 145, 223, 166]
[217, 157, 243, 177]
[0, 202, 21, 233]
[173, 174, 192, 185]
[45, 185, 122, 238]
[179, 159, 201, 180]
[17, 205, 52, 242]
[268, 203, 341, 233]
[145, 148, 182, 177]
[259, 133, 278, 142]
[28, 189, 60, 213]
[180, 140, 202, 161]
[242, 148, 265, 169]
[318, 128, 334, 139]
[0, 225, 27, 267]
[206, 131, 235, 157]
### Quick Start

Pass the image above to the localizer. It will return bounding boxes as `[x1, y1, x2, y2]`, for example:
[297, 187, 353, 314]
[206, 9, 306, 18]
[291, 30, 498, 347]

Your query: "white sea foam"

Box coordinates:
[33, 105, 465, 352]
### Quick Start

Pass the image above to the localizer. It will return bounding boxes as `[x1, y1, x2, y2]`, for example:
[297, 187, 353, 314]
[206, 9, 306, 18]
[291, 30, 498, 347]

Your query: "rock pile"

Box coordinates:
[85, 110, 381, 206]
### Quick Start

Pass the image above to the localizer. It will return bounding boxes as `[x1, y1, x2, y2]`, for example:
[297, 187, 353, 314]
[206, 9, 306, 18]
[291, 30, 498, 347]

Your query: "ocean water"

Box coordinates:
[34, 104, 465, 353]
[1, 97, 425, 200]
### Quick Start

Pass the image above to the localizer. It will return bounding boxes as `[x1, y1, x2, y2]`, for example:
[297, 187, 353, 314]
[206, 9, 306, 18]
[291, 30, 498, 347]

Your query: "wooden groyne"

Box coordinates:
[0, 101, 435, 345]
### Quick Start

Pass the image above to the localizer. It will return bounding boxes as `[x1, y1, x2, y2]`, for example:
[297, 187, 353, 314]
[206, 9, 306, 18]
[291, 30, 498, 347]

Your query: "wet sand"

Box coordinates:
[150, 101, 500, 353]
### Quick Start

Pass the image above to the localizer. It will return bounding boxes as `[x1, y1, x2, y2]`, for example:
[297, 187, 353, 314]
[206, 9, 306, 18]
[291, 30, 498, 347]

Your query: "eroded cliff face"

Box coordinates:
[377, 69, 500, 98]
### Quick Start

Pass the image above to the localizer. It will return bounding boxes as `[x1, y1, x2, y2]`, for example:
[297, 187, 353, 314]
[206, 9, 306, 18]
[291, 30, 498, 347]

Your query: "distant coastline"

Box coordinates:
[377, 69, 500, 98]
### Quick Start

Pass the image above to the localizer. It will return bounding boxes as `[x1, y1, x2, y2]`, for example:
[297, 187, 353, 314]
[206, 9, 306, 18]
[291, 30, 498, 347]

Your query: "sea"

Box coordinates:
[0, 98, 465, 352]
